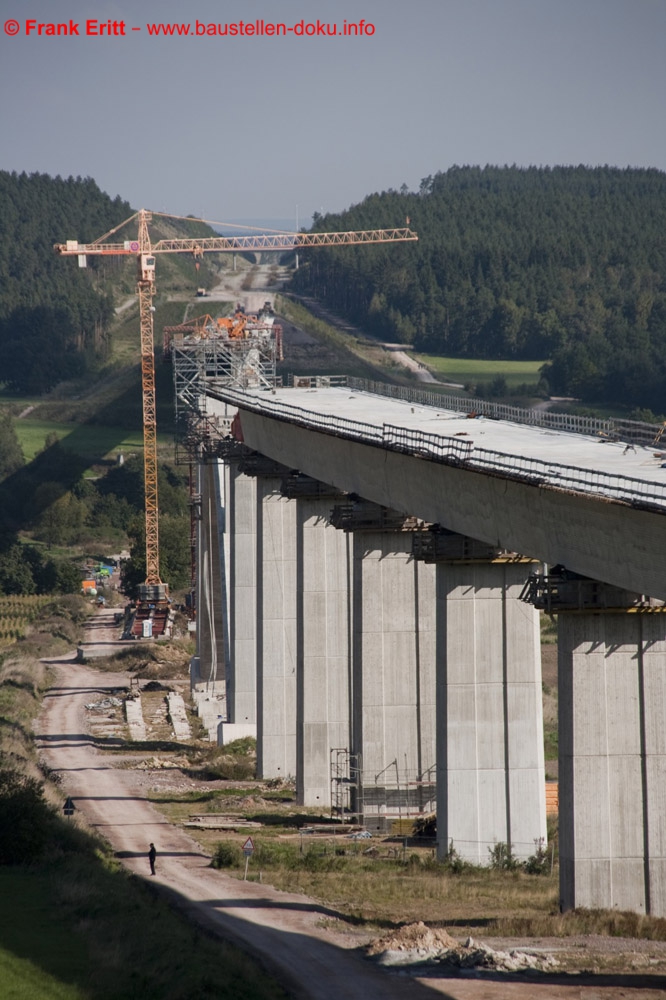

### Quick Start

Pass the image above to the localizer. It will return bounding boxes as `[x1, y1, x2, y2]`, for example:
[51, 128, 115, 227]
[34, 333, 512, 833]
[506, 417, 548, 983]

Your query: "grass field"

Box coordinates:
[13, 419, 176, 464]
[13, 419, 144, 463]
[416, 354, 546, 388]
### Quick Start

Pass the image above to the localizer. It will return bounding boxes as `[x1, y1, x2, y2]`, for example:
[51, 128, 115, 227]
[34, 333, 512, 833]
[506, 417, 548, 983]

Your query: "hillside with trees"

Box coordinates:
[0, 172, 209, 596]
[0, 171, 132, 393]
[293, 166, 666, 413]
[0, 170, 219, 394]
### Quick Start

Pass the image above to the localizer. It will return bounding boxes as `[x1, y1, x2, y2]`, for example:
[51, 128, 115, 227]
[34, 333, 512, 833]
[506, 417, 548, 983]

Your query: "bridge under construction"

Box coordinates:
[171, 343, 666, 919]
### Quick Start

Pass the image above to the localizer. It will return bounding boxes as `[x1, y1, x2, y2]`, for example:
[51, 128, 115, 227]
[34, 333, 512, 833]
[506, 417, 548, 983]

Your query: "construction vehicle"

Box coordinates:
[55, 210, 417, 632]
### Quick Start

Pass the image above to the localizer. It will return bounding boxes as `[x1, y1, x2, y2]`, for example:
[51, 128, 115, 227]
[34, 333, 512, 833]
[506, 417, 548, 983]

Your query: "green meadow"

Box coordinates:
[13, 419, 168, 464]
[416, 354, 545, 388]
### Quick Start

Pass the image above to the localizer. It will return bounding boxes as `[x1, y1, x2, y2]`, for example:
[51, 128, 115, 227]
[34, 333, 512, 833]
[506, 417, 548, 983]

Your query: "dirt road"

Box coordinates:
[35, 657, 666, 1000]
[35, 661, 441, 1000]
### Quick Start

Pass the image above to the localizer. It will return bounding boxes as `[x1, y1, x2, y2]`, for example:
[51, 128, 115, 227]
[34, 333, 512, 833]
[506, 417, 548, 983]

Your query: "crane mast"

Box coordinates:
[136, 211, 161, 585]
[55, 209, 417, 602]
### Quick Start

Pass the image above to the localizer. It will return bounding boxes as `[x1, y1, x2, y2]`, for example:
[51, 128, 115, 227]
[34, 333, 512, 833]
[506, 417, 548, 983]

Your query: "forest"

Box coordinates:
[292, 165, 666, 413]
[0, 170, 217, 394]
[0, 171, 132, 393]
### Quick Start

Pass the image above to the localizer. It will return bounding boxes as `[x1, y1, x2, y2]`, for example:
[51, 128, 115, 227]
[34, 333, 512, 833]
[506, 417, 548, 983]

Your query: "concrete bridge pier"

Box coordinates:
[558, 602, 666, 915]
[332, 501, 437, 828]
[284, 475, 351, 807]
[191, 460, 229, 738]
[226, 458, 258, 729]
[194, 461, 227, 687]
[248, 457, 298, 781]
[415, 533, 546, 864]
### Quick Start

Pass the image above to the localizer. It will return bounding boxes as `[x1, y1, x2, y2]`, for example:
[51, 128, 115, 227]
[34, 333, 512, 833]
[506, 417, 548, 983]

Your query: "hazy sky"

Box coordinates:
[1, 0, 665, 226]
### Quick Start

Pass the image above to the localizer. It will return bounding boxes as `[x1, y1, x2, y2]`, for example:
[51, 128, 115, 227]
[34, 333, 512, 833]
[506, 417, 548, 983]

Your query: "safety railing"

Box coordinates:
[383, 424, 474, 463]
[207, 385, 384, 444]
[346, 377, 663, 446]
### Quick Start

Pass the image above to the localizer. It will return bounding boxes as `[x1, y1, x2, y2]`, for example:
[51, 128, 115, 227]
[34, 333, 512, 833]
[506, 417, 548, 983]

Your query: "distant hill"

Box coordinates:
[292, 166, 666, 412]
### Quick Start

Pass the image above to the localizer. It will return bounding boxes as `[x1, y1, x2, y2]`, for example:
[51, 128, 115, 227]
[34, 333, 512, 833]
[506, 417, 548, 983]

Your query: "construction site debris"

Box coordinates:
[134, 756, 184, 770]
[85, 697, 123, 711]
[368, 923, 559, 973]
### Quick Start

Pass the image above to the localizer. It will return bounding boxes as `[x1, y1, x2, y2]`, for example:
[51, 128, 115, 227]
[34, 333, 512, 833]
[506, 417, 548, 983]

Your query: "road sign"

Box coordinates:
[242, 836, 255, 880]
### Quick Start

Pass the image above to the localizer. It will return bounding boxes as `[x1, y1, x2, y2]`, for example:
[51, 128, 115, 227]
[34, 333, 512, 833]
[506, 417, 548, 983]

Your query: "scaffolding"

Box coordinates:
[362, 762, 437, 832]
[330, 749, 437, 830]
[330, 748, 361, 823]
[520, 567, 666, 613]
[170, 309, 281, 463]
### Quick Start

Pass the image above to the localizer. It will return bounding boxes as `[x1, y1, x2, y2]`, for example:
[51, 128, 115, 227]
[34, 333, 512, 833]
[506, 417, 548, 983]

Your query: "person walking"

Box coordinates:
[148, 842, 157, 876]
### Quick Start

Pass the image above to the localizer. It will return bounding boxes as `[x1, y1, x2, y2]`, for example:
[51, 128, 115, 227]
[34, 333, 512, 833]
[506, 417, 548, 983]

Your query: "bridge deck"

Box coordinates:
[207, 386, 666, 511]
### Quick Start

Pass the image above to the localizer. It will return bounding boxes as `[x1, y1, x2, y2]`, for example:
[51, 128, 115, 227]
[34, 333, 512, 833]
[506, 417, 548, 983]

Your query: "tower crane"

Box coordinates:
[55, 209, 417, 607]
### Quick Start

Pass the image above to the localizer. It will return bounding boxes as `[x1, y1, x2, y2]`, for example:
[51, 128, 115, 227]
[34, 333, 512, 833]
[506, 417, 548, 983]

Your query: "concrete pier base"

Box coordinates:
[436, 559, 546, 863]
[559, 611, 666, 915]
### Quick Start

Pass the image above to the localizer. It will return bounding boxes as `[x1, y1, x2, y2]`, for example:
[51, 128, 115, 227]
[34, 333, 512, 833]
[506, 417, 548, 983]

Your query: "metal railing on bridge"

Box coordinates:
[346, 377, 664, 447]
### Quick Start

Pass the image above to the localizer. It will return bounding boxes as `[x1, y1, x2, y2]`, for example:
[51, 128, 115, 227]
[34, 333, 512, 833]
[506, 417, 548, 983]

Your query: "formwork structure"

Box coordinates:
[169, 308, 281, 462]
[330, 749, 437, 830]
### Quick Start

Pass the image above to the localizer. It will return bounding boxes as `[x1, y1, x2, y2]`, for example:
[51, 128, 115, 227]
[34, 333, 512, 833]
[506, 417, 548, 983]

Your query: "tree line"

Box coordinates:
[292, 165, 666, 413]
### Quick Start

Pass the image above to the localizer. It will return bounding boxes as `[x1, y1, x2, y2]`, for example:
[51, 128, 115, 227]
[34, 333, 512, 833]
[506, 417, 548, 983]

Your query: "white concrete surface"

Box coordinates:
[218, 386, 666, 488]
[436, 560, 546, 863]
[228, 464, 257, 724]
[559, 611, 666, 915]
[351, 530, 436, 816]
[229, 403, 666, 601]
[124, 697, 147, 741]
[256, 480, 297, 780]
[166, 693, 191, 741]
[218, 722, 257, 745]
[297, 497, 352, 807]
[198, 464, 226, 691]
[194, 692, 226, 741]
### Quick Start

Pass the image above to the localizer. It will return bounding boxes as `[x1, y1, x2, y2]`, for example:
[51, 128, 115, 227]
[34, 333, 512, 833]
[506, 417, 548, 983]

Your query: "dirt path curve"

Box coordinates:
[34, 661, 443, 1000]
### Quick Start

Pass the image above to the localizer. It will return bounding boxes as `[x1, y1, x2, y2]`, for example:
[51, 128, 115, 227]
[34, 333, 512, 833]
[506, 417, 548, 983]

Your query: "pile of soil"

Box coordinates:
[368, 922, 459, 956]
[368, 923, 559, 973]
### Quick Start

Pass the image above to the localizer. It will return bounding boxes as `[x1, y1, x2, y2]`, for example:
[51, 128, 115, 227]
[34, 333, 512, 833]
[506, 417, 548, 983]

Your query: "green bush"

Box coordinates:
[488, 841, 520, 871]
[211, 841, 241, 869]
[441, 839, 472, 874]
[300, 848, 346, 873]
[523, 837, 551, 875]
[254, 841, 297, 868]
